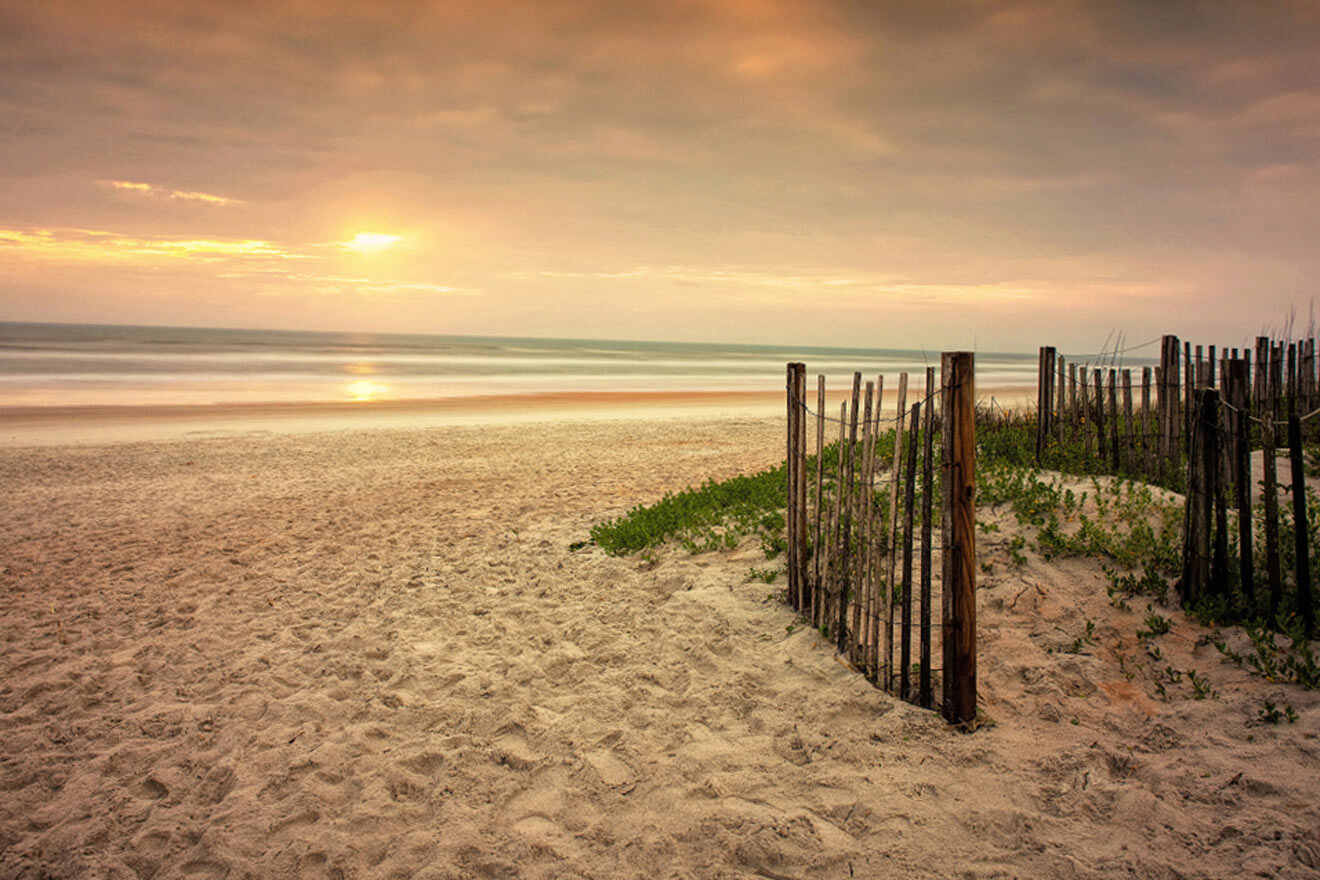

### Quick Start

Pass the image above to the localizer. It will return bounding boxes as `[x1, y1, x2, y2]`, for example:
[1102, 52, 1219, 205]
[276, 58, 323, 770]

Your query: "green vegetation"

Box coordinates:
[585, 392, 1320, 693]
[589, 465, 789, 556]
[589, 425, 901, 561]
[1257, 699, 1299, 724]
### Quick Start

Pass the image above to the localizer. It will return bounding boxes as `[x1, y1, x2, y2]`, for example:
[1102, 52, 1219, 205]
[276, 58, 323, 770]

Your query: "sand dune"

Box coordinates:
[1, 415, 1318, 878]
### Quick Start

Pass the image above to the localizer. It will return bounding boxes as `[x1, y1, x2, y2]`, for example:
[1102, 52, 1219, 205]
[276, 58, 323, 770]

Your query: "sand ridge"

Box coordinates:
[1, 416, 1318, 878]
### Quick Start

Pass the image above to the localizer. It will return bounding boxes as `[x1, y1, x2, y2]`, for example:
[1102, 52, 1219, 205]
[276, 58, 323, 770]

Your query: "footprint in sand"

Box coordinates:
[584, 749, 634, 790]
[493, 734, 542, 771]
[139, 776, 169, 800]
[268, 808, 321, 834]
[179, 859, 229, 878]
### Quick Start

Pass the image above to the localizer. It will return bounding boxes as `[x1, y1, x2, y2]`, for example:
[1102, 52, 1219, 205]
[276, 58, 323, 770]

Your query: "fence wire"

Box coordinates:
[791, 381, 954, 426]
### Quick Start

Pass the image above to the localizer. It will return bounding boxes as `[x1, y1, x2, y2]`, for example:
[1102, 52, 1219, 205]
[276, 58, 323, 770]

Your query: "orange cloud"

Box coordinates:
[102, 180, 246, 206]
[0, 227, 300, 262]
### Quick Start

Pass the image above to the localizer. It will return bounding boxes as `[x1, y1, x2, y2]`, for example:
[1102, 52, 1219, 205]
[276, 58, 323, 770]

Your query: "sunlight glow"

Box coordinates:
[343, 233, 401, 254]
[345, 380, 389, 401]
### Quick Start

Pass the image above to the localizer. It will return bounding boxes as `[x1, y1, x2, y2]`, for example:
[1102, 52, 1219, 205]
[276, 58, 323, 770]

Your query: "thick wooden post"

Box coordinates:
[1288, 413, 1315, 638]
[941, 352, 976, 725]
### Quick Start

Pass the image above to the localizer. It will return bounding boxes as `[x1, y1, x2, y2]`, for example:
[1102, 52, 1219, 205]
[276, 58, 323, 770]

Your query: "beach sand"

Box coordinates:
[2, 405, 1318, 878]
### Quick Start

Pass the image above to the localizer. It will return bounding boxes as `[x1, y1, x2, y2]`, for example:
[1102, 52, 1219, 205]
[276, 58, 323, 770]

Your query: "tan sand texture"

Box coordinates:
[2, 415, 1318, 878]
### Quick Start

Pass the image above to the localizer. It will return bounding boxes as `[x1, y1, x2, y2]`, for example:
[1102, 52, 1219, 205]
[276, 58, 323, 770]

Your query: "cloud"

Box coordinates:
[219, 271, 477, 297]
[2, 1, 1319, 345]
[0, 227, 298, 262]
[102, 180, 246, 206]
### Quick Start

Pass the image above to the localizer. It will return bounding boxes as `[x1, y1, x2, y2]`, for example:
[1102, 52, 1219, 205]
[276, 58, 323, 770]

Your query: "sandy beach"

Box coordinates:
[2, 404, 1318, 879]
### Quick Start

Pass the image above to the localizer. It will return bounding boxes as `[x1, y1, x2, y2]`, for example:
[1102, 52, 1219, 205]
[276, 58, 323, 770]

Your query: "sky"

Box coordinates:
[1, 0, 1318, 352]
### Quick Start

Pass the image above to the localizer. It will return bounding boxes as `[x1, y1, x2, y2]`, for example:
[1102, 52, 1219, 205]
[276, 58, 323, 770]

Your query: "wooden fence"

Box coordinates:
[1033, 334, 1319, 637]
[784, 353, 976, 725]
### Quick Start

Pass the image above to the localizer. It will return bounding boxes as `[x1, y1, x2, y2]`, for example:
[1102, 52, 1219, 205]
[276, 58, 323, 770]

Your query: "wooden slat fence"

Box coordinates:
[1031, 334, 1320, 637]
[785, 353, 976, 724]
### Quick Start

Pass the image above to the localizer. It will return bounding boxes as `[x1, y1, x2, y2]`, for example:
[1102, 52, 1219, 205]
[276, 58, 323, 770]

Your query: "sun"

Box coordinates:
[345, 380, 388, 401]
[343, 232, 401, 254]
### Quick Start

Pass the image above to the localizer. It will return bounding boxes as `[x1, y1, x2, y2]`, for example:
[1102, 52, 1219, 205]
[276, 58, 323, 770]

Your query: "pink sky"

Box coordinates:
[2, 1, 1318, 351]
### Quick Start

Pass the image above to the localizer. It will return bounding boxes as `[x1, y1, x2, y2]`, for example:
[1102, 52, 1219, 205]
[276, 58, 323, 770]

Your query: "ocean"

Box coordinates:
[0, 322, 1052, 408]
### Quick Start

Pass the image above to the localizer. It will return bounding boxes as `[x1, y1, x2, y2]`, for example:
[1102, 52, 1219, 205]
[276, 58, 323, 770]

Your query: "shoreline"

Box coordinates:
[0, 385, 1034, 446]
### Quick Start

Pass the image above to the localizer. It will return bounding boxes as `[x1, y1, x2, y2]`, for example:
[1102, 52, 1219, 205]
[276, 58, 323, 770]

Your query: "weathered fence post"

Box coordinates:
[1184, 341, 1193, 456]
[885, 373, 909, 692]
[1228, 359, 1254, 604]
[1263, 417, 1282, 626]
[786, 363, 799, 609]
[813, 375, 825, 623]
[1122, 369, 1135, 472]
[829, 402, 847, 633]
[853, 381, 875, 665]
[1142, 366, 1154, 477]
[1288, 342, 1298, 409]
[1288, 412, 1316, 638]
[1180, 388, 1219, 605]
[919, 367, 935, 709]
[838, 373, 861, 653]
[1081, 370, 1093, 459]
[941, 352, 976, 725]
[1094, 368, 1107, 463]
[1056, 355, 1066, 443]
[1255, 337, 1269, 420]
[1068, 362, 1078, 434]
[794, 364, 808, 603]
[1036, 346, 1055, 462]
[1159, 335, 1180, 480]
[867, 378, 884, 683]
[900, 402, 919, 700]
[1108, 368, 1121, 472]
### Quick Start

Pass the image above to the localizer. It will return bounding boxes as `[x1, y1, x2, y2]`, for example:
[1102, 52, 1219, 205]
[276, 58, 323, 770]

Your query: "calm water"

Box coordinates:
[0, 322, 1046, 407]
